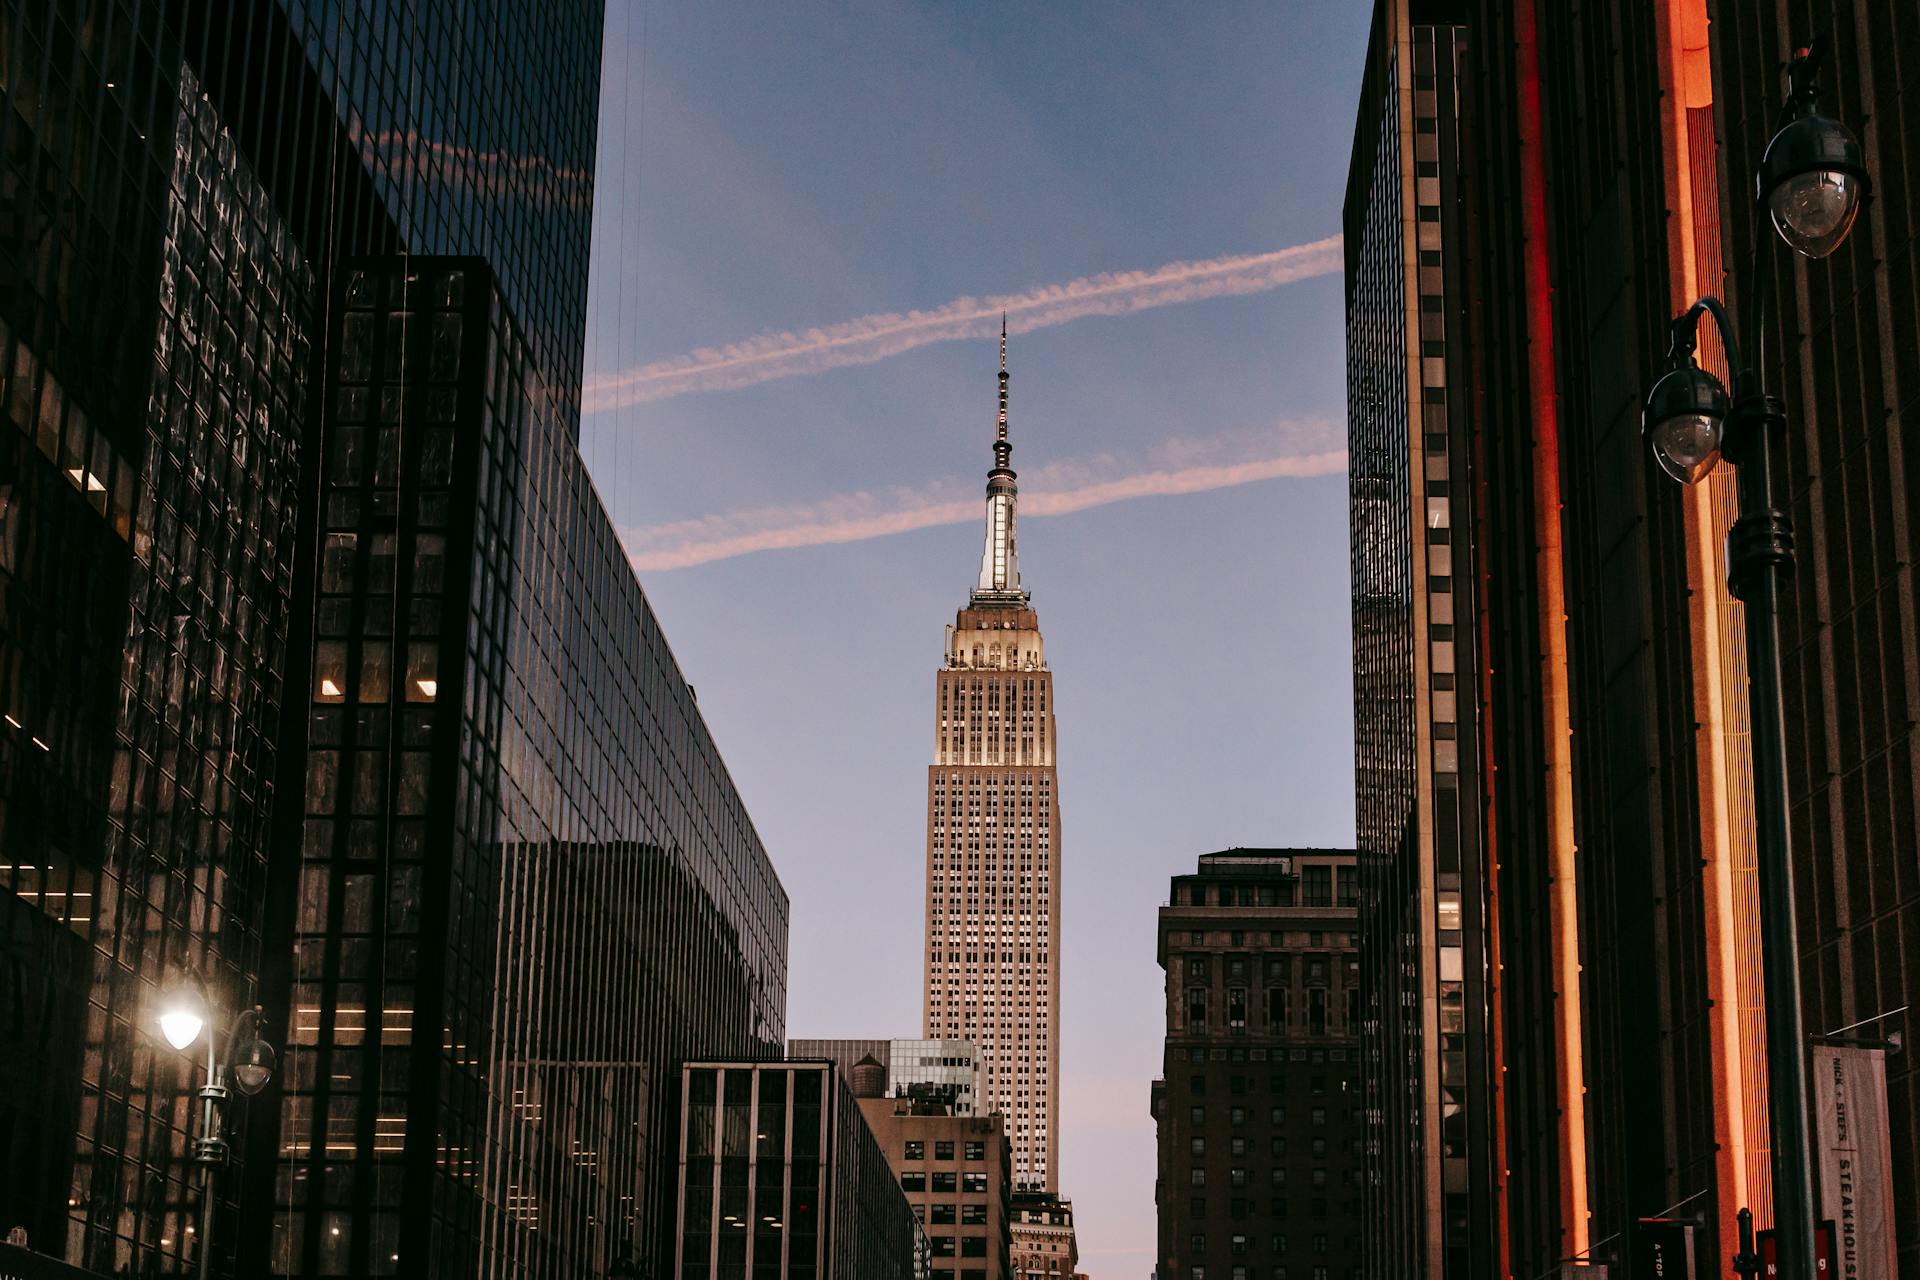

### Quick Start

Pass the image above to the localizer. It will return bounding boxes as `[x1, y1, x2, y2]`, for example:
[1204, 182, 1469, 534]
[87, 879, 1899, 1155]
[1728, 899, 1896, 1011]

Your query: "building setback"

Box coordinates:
[673, 1060, 928, 1280]
[850, 1056, 1013, 1280]
[923, 325, 1062, 1191]
[1151, 849, 1364, 1280]
[264, 257, 788, 1278]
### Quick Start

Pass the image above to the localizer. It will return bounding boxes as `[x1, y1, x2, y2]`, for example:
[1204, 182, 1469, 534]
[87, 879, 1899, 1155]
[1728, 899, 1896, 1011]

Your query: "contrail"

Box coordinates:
[584, 236, 1342, 412]
[620, 425, 1346, 571]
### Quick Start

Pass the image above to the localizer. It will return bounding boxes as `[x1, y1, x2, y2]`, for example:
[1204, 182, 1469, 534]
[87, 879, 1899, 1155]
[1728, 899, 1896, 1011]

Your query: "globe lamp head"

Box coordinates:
[157, 978, 209, 1052]
[1643, 362, 1730, 484]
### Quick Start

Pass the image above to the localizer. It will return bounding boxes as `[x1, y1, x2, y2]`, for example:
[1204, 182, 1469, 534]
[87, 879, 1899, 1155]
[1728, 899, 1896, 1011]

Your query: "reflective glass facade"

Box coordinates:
[269, 0, 601, 403]
[1, 5, 793, 1279]
[1344, 4, 1498, 1276]
[0, 9, 309, 1274]
[272, 258, 787, 1278]
[887, 1041, 984, 1117]
[675, 1062, 928, 1280]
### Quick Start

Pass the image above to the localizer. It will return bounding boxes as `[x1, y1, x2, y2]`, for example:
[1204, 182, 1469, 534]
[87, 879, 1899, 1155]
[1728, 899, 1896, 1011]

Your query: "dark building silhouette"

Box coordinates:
[0, 13, 314, 1271]
[1151, 850, 1364, 1280]
[0, 6, 793, 1280]
[1452, 3, 1728, 1271]
[1709, 6, 1920, 1272]
[1345, 0, 1917, 1275]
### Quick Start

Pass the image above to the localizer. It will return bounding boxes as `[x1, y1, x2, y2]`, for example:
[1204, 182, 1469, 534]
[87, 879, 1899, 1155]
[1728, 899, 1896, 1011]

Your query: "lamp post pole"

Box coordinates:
[1724, 354, 1818, 1280]
[192, 1023, 233, 1280]
[1641, 40, 1870, 1280]
[1656, 291, 1816, 1280]
[159, 976, 275, 1280]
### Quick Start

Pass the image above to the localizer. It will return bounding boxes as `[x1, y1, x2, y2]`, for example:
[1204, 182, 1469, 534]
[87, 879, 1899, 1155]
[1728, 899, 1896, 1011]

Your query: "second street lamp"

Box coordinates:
[1756, 53, 1870, 260]
[1640, 38, 1868, 1280]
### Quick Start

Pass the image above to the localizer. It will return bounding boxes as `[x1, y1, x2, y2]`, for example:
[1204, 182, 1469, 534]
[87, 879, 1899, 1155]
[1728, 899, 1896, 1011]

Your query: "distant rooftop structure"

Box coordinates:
[787, 1037, 987, 1116]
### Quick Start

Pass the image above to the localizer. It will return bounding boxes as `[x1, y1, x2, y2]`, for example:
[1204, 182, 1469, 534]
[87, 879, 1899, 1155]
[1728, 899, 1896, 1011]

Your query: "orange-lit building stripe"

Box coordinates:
[1652, 0, 1772, 1242]
[1514, 0, 1591, 1258]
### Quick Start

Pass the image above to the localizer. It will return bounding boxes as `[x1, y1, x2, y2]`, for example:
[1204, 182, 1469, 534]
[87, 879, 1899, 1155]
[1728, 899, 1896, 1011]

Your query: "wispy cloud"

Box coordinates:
[584, 236, 1341, 412]
[620, 421, 1346, 571]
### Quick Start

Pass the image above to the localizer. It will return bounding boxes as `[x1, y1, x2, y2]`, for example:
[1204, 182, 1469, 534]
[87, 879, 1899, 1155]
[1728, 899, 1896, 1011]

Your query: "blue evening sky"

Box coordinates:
[580, 4, 1369, 1271]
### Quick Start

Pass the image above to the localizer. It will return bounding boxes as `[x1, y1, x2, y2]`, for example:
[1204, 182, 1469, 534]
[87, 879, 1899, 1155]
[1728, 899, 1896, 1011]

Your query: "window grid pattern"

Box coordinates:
[1346, 15, 1497, 1280]
[924, 600, 1060, 1193]
[278, 260, 786, 1279]
[276, 0, 601, 411]
[674, 1064, 928, 1280]
[1152, 853, 1365, 1280]
[0, 15, 309, 1269]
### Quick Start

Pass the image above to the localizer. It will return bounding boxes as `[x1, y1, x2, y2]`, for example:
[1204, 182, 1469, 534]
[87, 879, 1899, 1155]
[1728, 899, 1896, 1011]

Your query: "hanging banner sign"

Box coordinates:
[1631, 1219, 1696, 1280]
[1812, 1043, 1899, 1279]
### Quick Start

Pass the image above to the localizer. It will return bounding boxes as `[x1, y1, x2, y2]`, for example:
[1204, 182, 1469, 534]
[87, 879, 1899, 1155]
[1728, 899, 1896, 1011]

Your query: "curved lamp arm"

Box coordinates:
[1665, 295, 1743, 395]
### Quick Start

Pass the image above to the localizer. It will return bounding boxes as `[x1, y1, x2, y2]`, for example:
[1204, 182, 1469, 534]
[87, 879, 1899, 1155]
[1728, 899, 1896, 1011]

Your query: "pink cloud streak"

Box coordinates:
[621, 435, 1347, 572]
[584, 236, 1342, 412]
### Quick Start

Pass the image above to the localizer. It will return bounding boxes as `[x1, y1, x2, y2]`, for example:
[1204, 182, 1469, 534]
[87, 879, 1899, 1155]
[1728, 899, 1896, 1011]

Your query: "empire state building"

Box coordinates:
[923, 323, 1061, 1191]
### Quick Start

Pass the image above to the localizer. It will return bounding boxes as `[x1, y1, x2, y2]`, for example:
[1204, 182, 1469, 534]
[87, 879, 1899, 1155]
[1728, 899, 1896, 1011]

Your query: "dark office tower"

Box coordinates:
[271, 257, 787, 1279]
[185, 0, 606, 406]
[1344, 4, 1505, 1276]
[0, 1, 611, 1276]
[1708, 6, 1920, 1268]
[1440, 0, 1917, 1271]
[1150, 850, 1364, 1280]
[1348, 0, 1917, 1274]
[1442, 4, 1731, 1274]
[0, 10, 311, 1277]
[673, 1061, 929, 1280]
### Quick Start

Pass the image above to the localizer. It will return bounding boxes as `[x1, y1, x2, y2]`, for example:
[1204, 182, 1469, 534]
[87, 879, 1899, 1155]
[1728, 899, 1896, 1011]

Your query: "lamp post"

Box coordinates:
[1640, 38, 1868, 1280]
[157, 972, 277, 1280]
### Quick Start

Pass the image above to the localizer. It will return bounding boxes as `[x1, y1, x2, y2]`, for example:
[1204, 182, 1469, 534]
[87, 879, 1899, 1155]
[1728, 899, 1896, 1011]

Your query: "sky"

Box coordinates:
[578, 4, 1371, 1273]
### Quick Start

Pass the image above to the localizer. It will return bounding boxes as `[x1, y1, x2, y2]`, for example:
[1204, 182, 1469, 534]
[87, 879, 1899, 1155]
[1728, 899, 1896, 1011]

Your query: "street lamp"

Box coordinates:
[1640, 38, 1868, 1280]
[1756, 52, 1869, 259]
[156, 972, 277, 1280]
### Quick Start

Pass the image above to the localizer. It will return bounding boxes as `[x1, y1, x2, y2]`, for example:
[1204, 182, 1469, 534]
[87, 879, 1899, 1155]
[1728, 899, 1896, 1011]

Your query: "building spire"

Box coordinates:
[976, 319, 1023, 599]
[995, 312, 1011, 458]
